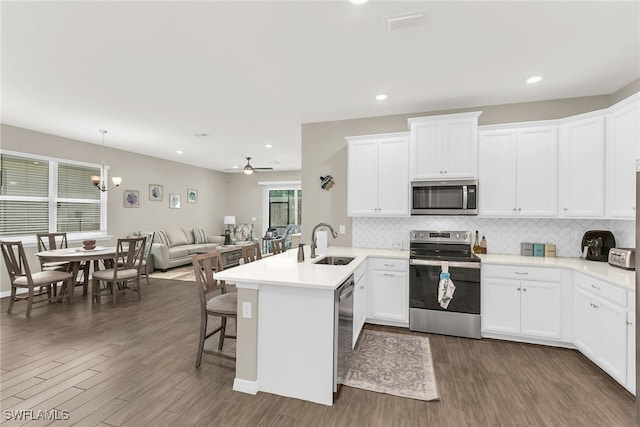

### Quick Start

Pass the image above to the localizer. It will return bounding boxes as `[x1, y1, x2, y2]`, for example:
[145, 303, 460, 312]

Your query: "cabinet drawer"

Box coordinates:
[483, 265, 562, 282]
[575, 273, 627, 307]
[369, 258, 408, 272]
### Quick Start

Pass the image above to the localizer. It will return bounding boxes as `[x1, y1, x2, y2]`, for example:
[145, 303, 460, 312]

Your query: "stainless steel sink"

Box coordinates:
[313, 256, 355, 266]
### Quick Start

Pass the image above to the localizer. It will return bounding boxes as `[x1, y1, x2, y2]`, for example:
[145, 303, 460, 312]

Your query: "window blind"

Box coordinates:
[0, 154, 49, 197]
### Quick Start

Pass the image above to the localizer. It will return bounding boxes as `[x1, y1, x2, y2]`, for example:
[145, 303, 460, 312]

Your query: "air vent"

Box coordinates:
[385, 10, 427, 31]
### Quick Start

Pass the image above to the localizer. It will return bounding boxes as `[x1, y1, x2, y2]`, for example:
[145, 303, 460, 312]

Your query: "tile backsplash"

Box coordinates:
[352, 216, 635, 258]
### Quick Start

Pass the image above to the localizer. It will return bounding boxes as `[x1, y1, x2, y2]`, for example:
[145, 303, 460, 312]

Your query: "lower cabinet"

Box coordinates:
[353, 263, 367, 347]
[482, 266, 563, 341]
[574, 274, 628, 386]
[367, 258, 409, 326]
[627, 309, 636, 394]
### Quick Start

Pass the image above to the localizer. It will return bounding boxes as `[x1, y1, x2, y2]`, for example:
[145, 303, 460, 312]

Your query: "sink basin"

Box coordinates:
[313, 256, 355, 266]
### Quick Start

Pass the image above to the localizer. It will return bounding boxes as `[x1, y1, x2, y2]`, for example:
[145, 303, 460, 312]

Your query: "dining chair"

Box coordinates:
[118, 232, 154, 285]
[193, 251, 237, 367]
[241, 242, 262, 263]
[0, 240, 74, 316]
[271, 238, 286, 255]
[36, 232, 90, 296]
[92, 237, 146, 306]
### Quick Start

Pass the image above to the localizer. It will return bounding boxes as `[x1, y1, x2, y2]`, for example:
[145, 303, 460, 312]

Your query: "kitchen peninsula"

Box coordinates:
[214, 246, 408, 406]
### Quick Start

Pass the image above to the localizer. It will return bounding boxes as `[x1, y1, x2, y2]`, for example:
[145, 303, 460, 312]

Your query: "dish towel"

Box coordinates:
[437, 261, 456, 309]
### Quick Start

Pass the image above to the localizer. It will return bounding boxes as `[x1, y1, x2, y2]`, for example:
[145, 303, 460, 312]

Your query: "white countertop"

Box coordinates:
[214, 246, 408, 290]
[215, 246, 634, 292]
[478, 254, 635, 291]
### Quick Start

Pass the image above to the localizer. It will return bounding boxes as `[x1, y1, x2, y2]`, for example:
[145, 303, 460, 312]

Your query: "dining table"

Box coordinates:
[35, 246, 117, 303]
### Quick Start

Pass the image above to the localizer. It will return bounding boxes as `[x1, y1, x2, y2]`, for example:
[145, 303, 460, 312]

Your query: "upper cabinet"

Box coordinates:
[558, 113, 605, 218]
[408, 111, 482, 180]
[479, 124, 558, 217]
[347, 132, 410, 217]
[606, 93, 640, 218]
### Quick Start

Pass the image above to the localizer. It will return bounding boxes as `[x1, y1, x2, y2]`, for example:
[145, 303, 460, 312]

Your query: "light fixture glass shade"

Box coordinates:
[112, 176, 122, 186]
[224, 216, 236, 225]
[244, 165, 254, 175]
[91, 175, 100, 185]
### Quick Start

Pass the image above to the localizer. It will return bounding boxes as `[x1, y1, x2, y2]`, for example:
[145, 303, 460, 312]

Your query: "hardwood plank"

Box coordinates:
[1, 278, 635, 426]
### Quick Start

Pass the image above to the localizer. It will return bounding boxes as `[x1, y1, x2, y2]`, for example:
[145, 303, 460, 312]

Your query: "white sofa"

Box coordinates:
[134, 227, 225, 272]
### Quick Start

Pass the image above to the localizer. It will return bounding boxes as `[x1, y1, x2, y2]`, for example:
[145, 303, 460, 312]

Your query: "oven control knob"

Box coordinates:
[463, 234, 468, 239]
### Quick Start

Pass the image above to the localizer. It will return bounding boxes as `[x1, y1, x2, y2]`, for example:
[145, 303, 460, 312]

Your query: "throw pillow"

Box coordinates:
[153, 230, 170, 247]
[193, 228, 207, 244]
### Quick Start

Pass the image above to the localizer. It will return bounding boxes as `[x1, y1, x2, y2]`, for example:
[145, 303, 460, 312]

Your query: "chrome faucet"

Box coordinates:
[310, 222, 339, 258]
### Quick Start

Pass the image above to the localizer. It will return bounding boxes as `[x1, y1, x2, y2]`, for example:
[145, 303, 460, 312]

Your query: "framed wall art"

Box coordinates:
[149, 184, 163, 201]
[169, 194, 181, 209]
[187, 188, 198, 203]
[124, 190, 140, 208]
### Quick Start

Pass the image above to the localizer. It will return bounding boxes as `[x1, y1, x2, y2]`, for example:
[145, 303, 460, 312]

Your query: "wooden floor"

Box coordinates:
[1, 277, 637, 427]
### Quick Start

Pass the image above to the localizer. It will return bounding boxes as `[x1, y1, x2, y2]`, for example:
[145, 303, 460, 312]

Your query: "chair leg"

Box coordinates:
[92, 278, 100, 303]
[82, 262, 90, 296]
[196, 314, 208, 369]
[7, 286, 16, 313]
[26, 287, 34, 316]
[218, 317, 227, 351]
[113, 281, 117, 306]
[136, 279, 142, 300]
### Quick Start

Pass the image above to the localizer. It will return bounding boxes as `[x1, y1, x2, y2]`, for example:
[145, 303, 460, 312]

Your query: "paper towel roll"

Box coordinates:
[315, 230, 328, 255]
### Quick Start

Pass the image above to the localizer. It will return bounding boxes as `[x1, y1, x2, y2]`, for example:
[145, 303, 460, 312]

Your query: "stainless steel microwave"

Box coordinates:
[411, 180, 478, 215]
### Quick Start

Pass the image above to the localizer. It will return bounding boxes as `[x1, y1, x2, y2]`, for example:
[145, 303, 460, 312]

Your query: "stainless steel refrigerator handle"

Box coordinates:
[410, 259, 481, 269]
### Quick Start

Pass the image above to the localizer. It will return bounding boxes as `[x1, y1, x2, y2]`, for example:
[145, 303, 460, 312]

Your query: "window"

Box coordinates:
[0, 150, 108, 243]
[260, 181, 302, 236]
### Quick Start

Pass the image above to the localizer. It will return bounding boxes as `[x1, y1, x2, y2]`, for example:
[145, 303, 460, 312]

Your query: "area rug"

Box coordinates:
[343, 329, 439, 401]
[149, 265, 195, 281]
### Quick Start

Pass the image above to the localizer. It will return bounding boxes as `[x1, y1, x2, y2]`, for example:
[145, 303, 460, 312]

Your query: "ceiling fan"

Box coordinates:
[225, 157, 273, 175]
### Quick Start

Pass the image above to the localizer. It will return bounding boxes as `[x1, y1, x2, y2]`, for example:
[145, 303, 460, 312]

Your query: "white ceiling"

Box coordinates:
[2, 1, 639, 172]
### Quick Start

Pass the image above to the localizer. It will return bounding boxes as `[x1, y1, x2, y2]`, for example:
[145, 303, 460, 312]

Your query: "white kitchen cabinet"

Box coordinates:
[482, 265, 563, 340]
[408, 111, 481, 180]
[353, 262, 367, 347]
[574, 274, 628, 385]
[367, 258, 408, 326]
[347, 132, 409, 217]
[478, 125, 558, 217]
[558, 113, 605, 217]
[606, 93, 640, 218]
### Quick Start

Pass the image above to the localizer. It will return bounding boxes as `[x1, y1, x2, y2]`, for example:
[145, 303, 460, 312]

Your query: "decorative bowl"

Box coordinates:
[82, 240, 97, 250]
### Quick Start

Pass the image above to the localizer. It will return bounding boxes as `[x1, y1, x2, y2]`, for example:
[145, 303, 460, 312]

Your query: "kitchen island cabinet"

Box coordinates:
[214, 246, 409, 406]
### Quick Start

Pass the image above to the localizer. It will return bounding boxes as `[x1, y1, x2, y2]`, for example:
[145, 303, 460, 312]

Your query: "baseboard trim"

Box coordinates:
[233, 378, 259, 395]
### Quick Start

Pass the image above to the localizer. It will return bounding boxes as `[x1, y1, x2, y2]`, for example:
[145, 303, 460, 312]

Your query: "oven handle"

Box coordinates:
[410, 259, 481, 269]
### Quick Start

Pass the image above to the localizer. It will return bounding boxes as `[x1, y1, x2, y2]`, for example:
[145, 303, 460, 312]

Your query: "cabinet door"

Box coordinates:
[377, 137, 409, 216]
[411, 122, 442, 179]
[558, 116, 605, 217]
[347, 140, 378, 215]
[353, 272, 367, 347]
[606, 98, 640, 218]
[516, 127, 558, 217]
[482, 277, 520, 334]
[574, 288, 598, 359]
[520, 280, 562, 340]
[478, 130, 518, 216]
[627, 310, 636, 394]
[598, 298, 628, 384]
[442, 119, 478, 179]
[368, 270, 408, 323]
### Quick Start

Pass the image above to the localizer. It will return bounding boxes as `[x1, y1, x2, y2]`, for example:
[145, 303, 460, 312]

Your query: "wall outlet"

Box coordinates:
[251, 217, 256, 222]
[339, 225, 346, 234]
[242, 301, 252, 319]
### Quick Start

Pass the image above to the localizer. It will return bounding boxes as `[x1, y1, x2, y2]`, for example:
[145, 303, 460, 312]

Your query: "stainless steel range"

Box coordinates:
[409, 230, 482, 339]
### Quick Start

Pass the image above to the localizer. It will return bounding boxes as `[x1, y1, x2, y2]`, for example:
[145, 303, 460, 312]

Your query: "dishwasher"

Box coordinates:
[334, 274, 354, 393]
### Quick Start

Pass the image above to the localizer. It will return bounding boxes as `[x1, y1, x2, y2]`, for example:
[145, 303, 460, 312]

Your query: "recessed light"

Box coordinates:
[376, 94, 388, 101]
[351, 0, 368, 5]
[265, 144, 273, 148]
[193, 133, 209, 137]
[526, 75, 543, 84]
[176, 150, 183, 154]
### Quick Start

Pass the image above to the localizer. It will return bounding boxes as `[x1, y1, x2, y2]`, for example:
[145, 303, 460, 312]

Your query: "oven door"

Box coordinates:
[409, 259, 480, 314]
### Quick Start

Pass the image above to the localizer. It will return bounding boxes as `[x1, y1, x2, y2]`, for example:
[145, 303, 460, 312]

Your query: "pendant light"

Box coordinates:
[90, 130, 122, 191]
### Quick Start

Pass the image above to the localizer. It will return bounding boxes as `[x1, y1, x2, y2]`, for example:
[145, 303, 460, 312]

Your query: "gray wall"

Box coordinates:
[301, 81, 640, 246]
[0, 124, 230, 292]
